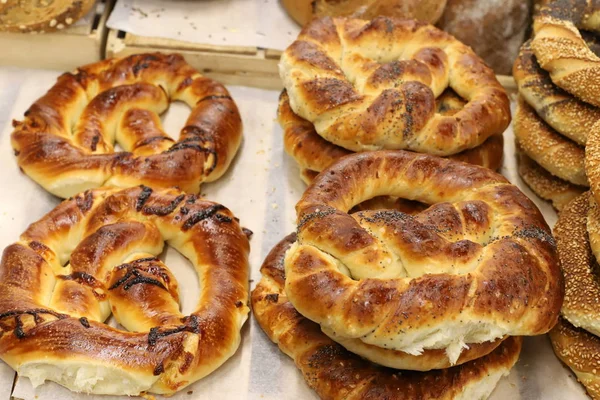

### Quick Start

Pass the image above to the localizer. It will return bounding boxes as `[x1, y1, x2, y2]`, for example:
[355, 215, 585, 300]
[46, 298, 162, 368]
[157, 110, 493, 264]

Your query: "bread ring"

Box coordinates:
[517, 149, 585, 212]
[554, 191, 600, 336]
[531, 0, 600, 107]
[550, 317, 600, 400]
[584, 118, 600, 205]
[0, 0, 95, 33]
[11, 53, 242, 198]
[0, 186, 249, 395]
[514, 96, 588, 186]
[279, 90, 504, 181]
[280, 16, 510, 155]
[252, 234, 522, 398]
[514, 40, 600, 146]
[285, 150, 562, 363]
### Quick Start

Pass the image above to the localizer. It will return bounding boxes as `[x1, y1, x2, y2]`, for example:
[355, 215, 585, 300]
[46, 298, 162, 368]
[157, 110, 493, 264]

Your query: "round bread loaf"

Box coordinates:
[285, 150, 563, 363]
[0, 186, 250, 395]
[0, 0, 95, 33]
[252, 233, 522, 399]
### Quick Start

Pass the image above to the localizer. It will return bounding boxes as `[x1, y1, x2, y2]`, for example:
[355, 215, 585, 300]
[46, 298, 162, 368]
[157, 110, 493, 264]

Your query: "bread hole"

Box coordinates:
[158, 100, 191, 141]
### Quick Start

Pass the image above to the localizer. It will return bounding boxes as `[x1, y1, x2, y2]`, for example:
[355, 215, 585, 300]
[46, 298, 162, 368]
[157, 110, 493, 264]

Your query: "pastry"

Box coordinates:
[252, 233, 522, 399]
[0, 0, 95, 33]
[280, 17, 510, 155]
[516, 150, 585, 212]
[0, 186, 250, 395]
[514, 40, 600, 146]
[279, 89, 503, 184]
[531, 0, 600, 107]
[285, 150, 562, 363]
[11, 53, 242, 198]
[514, 96, 587, 187]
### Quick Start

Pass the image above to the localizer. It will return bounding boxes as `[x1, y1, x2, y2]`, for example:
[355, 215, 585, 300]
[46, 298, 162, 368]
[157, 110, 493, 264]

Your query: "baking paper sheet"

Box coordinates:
[0, 67, 587, 399]
[106, 0, 302, 50]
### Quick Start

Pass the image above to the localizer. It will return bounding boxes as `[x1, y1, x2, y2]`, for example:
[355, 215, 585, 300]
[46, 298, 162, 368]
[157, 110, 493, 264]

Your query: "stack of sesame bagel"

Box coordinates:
[513, 0, 600, 212]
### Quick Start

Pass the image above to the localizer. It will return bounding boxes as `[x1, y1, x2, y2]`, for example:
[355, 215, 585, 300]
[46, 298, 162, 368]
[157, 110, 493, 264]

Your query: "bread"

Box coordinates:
[531, 0, 600, 107]
[280, 17, 510, 155]
[280, 0, 447, 26]
[0, 0, 95, 33]
[437, 0, 531, 75]
[252, 233, 522, 399]
[514, 96, 587, 187]
[285, 150, 563, 362]
[584, 117, 600, 205]
[279, 89, 504, 183]
[550, 318, 600, 400]
[516, 150, 585, 212]
[0, 186, 250, 395]
[11, 53, 242, 198]
[514, 40, 600, 146]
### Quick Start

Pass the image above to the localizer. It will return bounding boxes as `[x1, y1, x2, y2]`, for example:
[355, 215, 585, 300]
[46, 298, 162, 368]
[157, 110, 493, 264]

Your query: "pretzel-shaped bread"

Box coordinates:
[280, 16, 510, 155]
[0, 186, 249, 395]
[531, 0, 600, 107]
[285, 151, 563, 363]
[11, 53, 242, 198]
[252, 234, 523, 399]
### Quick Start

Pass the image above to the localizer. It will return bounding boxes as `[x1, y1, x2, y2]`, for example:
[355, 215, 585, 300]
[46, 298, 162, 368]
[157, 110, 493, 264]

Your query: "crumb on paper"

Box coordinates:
[271, 203, 278, 209]
[256, 149, 265, 155]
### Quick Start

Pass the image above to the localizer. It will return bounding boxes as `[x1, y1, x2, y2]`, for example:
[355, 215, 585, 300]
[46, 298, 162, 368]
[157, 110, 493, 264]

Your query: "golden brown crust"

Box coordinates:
[514, 40, 600, 146]
[0, 186, 250, 395]
[280, 16, 510, 155]
[554, 192, 600, 337]
[584, 117, 600, 206]
[517, 150, 585, 212]
[281, 0, 447, 26]
[0, 0, 95, 33]
[252, 234, 523, 399]
[549, 318, 600, 400]
[531, 0, 600, 106]
[514, 96, 588, 186]
[279, 90, 504, 180]
[286, 150, 562, 359]
[11, 53, 243, 198]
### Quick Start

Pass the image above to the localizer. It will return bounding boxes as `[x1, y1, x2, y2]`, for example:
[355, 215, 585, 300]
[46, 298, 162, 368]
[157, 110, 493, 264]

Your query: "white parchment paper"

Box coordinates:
[106, 0, 302, 50]
[0, 67, 587, 400]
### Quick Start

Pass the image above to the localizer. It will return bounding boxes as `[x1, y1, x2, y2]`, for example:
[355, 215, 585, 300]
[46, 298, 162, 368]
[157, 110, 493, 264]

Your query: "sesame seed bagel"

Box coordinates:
[279, 90, 504, 184]
[514, 40, 600, 146]
[280, 16, 510, 155]
[549, 317, 600, 400]
[517, 149, 585, 212]
[584, 119, 600, 205]
[531, 0, 600, 107]
[514, 96, 588, 187]
[286, 150, 562, 363]
[554, 192, 600, 336]
[252, 233, 522, 399]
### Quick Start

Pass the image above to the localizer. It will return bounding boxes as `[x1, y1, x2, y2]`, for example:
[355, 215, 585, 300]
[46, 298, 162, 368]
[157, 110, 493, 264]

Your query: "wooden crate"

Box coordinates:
[0, 0, 114, 71]
[106, 30, 516, 93]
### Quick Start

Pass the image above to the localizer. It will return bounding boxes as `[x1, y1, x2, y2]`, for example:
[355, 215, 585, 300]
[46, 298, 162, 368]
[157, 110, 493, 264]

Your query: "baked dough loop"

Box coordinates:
[280, 16, 510, 155]
[550, 317, 600, 400]
[285, 151, 562, 363]
[514, 40, 600, 146]
[0, 186, 250, 395]
[279, 89, 504, 185]
[516, 149, 585, 212]
[11, 53, 242, 198]
[532, 0, 600, 107]
[514, 96, 588, 187]
[252, 234, 522, 398]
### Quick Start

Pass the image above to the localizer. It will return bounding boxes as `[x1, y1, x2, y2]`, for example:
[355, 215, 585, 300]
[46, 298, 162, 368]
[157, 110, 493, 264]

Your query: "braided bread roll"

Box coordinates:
[0, 186, 250, 395]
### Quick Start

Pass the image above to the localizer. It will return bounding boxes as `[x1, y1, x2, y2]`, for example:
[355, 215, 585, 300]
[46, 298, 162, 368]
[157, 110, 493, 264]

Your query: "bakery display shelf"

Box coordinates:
[0, 0, 115, 71]
[105, 30, 517, 93]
